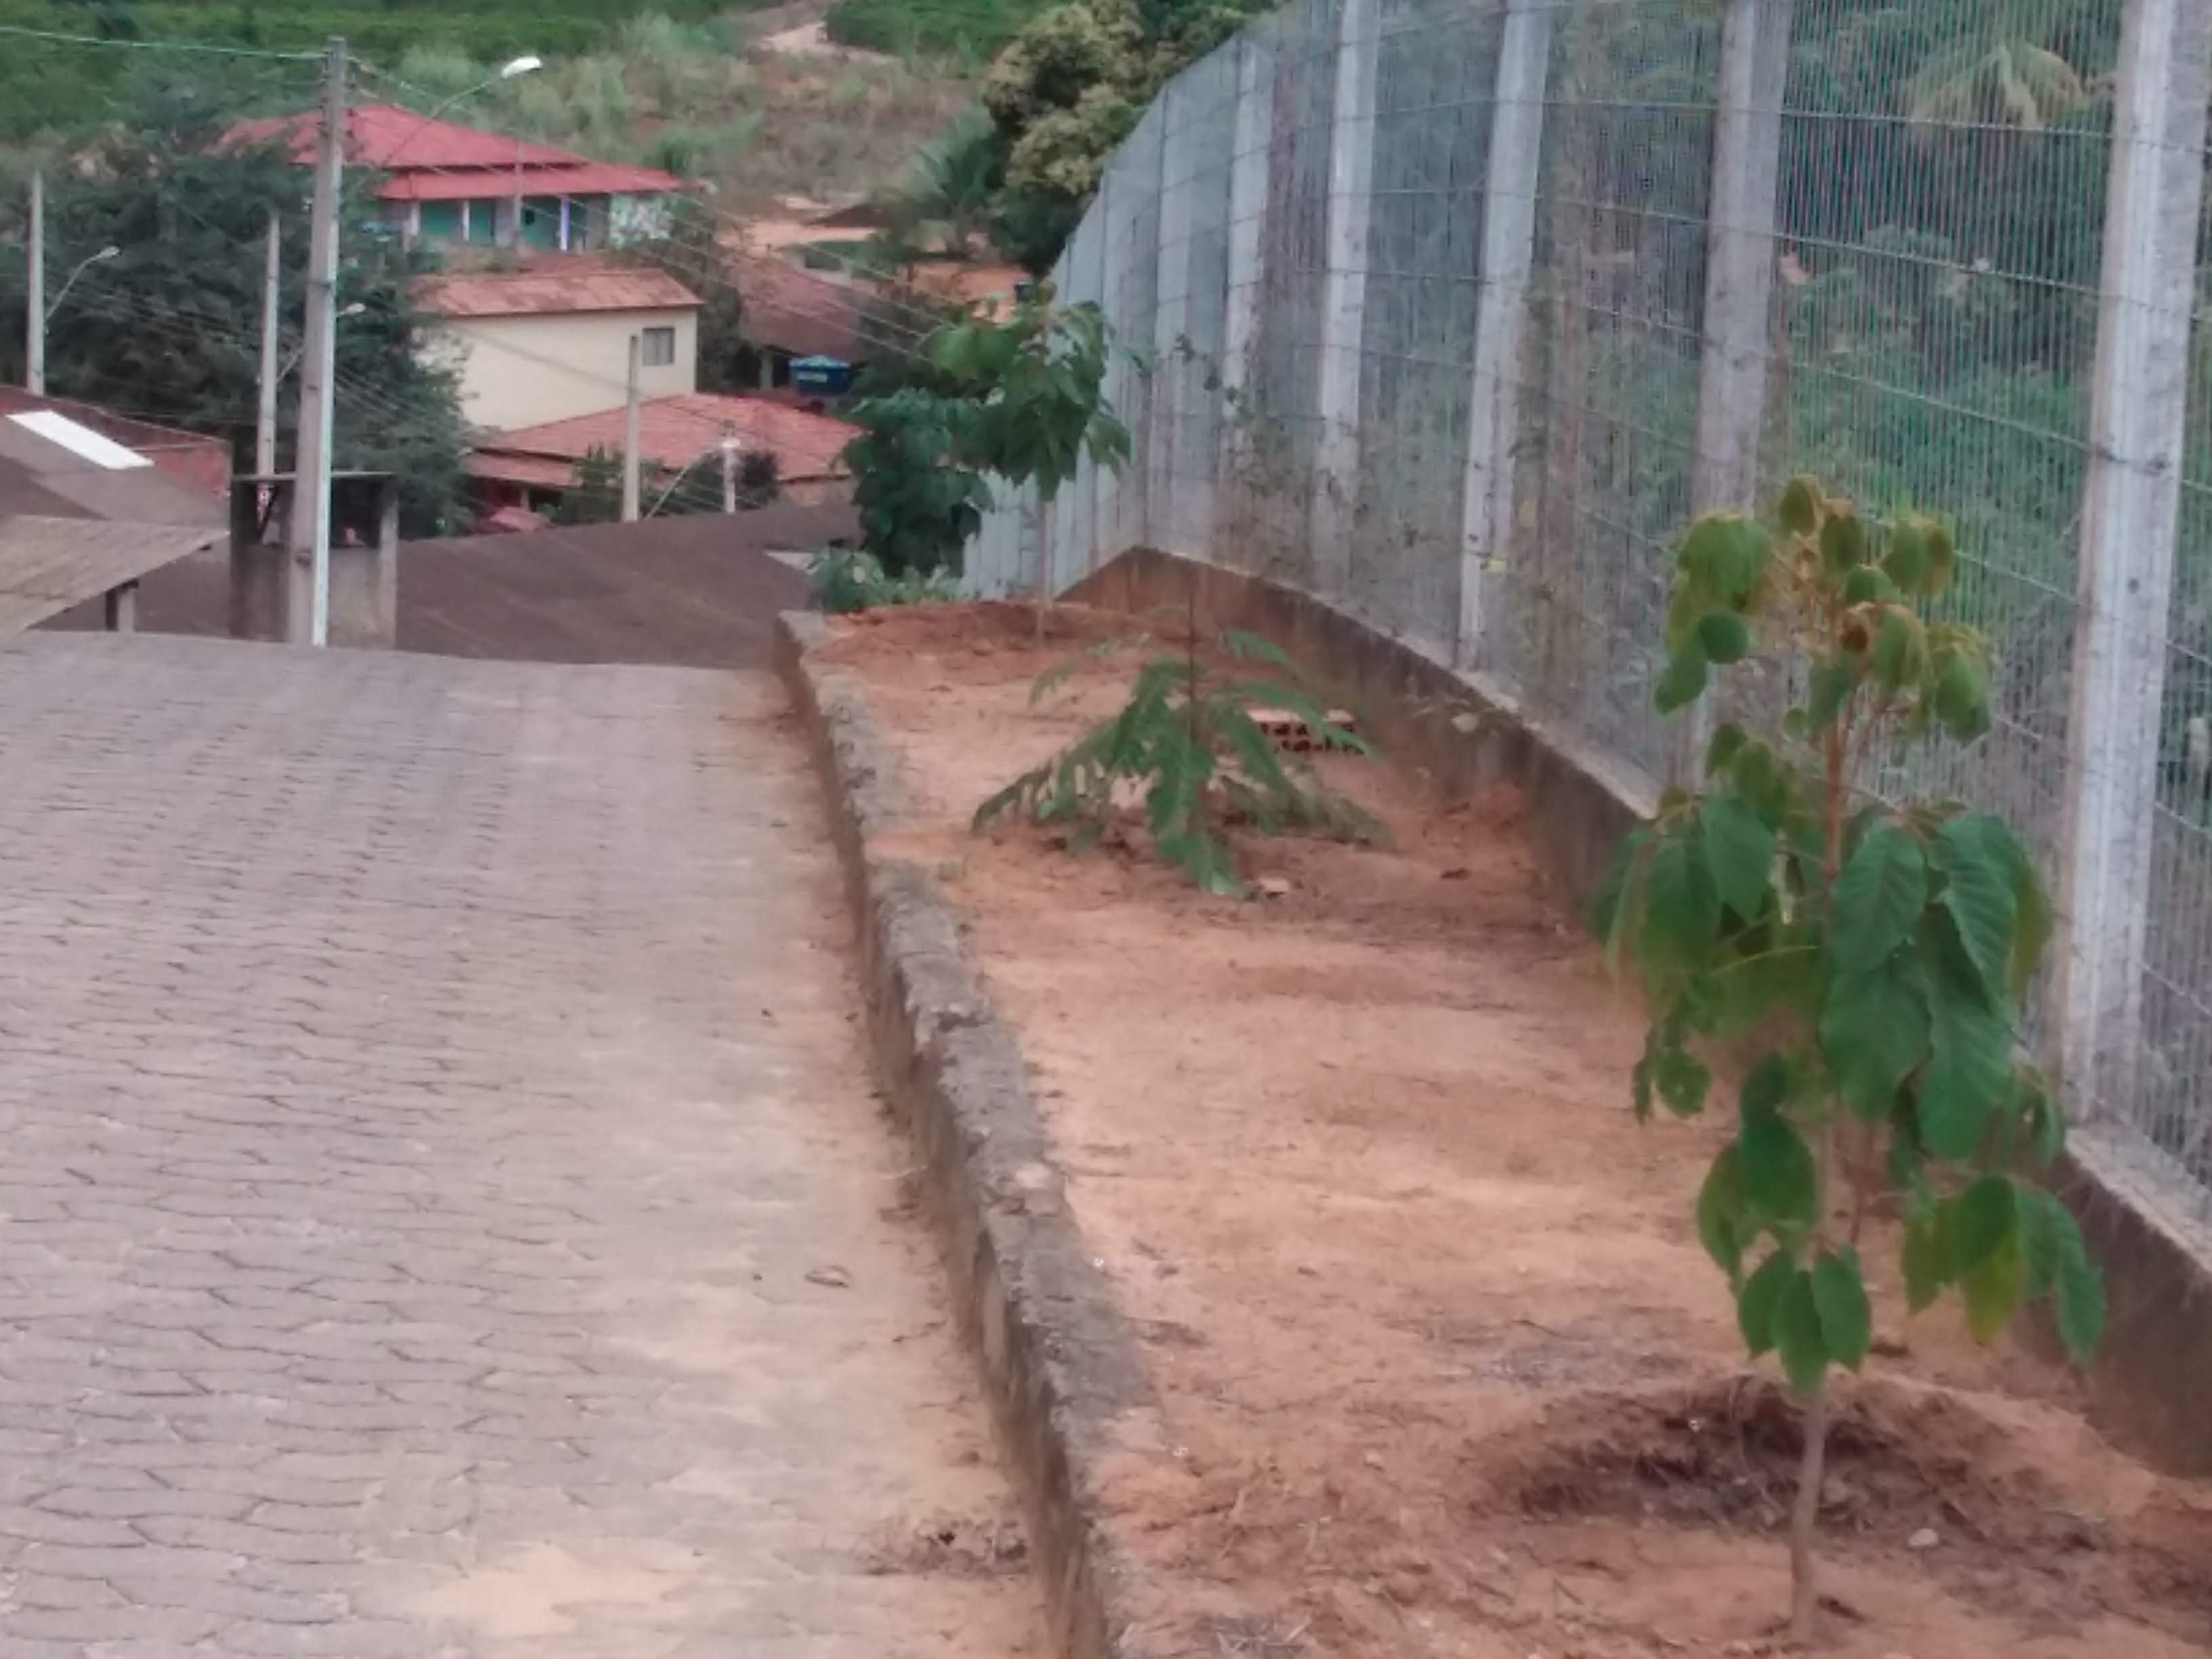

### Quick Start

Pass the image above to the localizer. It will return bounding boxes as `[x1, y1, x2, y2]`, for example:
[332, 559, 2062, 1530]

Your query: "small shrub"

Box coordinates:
[808, 547, 960, 613]
[1595, 476, 2103, 1643]
[977, 626, 1375, 895]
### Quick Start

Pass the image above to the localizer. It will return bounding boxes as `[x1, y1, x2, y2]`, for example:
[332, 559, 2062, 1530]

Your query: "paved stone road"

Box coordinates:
[0, 634, 1041, 1657]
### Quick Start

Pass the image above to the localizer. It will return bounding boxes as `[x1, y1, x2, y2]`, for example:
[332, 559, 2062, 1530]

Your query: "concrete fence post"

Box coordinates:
[1456, 0, 1555, 673]
[2057, 0, 2212, 1125]
[1309, 0, 1379, 596]
[1676, 0, 1794, 776]
[1151, 78, 1197, 558]
[1218, 36, 1275, 519]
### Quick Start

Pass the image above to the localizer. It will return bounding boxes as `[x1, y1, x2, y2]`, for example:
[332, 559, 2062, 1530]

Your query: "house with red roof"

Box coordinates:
[224, 104, 684, 253]
[467, 392, 859, 523]
[413, 261, 704, 432]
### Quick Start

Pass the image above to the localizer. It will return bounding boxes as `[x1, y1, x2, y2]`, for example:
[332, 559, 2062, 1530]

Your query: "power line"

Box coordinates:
[0, 22, 323, 60]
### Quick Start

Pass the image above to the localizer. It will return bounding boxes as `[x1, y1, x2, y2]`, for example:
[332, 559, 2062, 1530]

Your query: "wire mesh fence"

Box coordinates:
[964, 0, 2212, 1235]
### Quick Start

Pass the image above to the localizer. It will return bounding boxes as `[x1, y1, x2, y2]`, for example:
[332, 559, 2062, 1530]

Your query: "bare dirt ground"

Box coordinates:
[818, 602, 2212, 1659]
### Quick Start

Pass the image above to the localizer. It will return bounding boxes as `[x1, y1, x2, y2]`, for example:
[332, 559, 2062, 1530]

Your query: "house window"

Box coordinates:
[640, 326, 676, 368]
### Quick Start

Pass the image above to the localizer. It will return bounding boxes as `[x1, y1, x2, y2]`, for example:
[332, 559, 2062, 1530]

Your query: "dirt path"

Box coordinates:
[0, 634, 1040, 1657]
[822, 603, 2212, 1659]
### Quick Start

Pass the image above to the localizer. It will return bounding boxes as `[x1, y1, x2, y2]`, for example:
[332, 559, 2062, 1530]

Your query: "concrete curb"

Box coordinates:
[776, 611, 1176, 1659]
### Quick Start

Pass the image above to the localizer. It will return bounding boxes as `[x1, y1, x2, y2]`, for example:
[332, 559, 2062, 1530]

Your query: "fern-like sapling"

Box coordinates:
[1596, 477, 2104, 1644]
[975, 624, 1376, 895]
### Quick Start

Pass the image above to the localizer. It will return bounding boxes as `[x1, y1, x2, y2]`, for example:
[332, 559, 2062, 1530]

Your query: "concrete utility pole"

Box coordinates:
[620, 333, 642, 522]
[720, 425, 737, 514]
[25, 171, 43, 396]
[255, 211, 281, 481]
[287, 37, 346, 647]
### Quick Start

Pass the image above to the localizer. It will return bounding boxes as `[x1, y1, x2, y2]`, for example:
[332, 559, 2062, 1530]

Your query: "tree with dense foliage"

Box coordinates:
[0, 128, 470, 536]
[840, 286, 1130, 578]
[974, 0, 1271, 268]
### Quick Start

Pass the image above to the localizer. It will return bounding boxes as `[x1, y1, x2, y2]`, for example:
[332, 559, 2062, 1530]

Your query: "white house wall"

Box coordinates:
[426, 308, 699, 432]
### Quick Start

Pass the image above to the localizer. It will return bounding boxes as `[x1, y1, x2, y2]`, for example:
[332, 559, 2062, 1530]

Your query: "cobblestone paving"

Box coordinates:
[0, 635, 1040, 1658]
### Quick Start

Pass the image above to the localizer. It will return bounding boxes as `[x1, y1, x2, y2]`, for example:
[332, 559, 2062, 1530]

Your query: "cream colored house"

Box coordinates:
[413, 263, 701, 433]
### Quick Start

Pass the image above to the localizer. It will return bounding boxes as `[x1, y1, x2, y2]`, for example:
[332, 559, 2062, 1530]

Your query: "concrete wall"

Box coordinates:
[427, 308, 698, 431]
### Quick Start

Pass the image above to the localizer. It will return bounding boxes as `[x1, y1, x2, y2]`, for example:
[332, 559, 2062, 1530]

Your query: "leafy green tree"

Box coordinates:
[0, 134, 469, 536]
[1595, 477, 2104, 1644]
[978, 0, 1271, 269]
[841, 286, 1132, 583]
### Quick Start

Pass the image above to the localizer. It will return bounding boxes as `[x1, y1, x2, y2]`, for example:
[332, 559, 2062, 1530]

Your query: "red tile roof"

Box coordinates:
[471, 394, 860, 485]
[414, 262, 701, 319]
[222, 104, 682, 204]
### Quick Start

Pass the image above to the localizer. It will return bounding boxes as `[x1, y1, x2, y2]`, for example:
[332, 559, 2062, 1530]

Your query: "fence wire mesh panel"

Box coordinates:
[963, 0, 2212, 1230]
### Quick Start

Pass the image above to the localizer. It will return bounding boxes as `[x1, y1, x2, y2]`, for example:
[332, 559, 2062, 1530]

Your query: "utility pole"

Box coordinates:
[287, 37, 346, 647]
[255, 211, 281, 480]
[25, 171, 43, 396]
[720, 425, 737, 514]
[621, 333, 642, 522]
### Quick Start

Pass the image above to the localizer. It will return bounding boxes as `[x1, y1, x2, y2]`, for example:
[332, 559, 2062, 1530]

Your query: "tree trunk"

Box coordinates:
[1789, 1337, 1830, 1642]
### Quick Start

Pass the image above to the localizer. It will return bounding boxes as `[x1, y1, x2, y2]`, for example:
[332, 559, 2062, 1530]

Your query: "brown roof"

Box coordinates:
[0, 517, 222, 633]
[43, 506, 859, 670]
[0, 391, 230, 497]
[0, 410, 228, 527]
[414, 263, 701, 320]
[472, 393, 859, 483]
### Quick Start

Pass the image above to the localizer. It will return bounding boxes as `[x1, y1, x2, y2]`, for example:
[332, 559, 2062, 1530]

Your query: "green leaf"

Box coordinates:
[1947, 1175, 2017, 1276]
[1870, 609, 1918, 695]
[1697, 611, 1752, 665]
[1920, 969, 2014, 1157]
[1902, 1212, 1947, 1311]
[1811, 1248, 1872, 1369]
[1821, 957, 1932, 1120]
[1882, 519, 1929, 592]
[1960, 1229, 2024, 1343]
[1841, 567, 1896, 606]
[1820, 509, 1868, 575]
[2015, 1187, 2102, 1363]
[1218, 629, 1300, 673]
[1700, 794, 1776, 919]
[1654, 649, 1710, 714]
[1933, 815, 2019, 1005]
[1777, 476, 1822, 535]
[1774, 1269, 1830, 1394]
[1706, 722, 1748, 777]
[1639, 833, 1721, 975]
[1806, 655, 1860, 727]
[2029, 1195, 2105, 1363]
[1830, 822, 1927, 979]
[1697, 1145, 1746, 1279]
[1933, 649, 1991, 742]
[1679, 514, 1771, 605]
[1738, 1250, 1793, 1356]
[1739, 1109, 1818, 1226]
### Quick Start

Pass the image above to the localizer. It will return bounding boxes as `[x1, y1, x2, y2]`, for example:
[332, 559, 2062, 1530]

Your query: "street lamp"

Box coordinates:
[45, 245, 118, 321]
